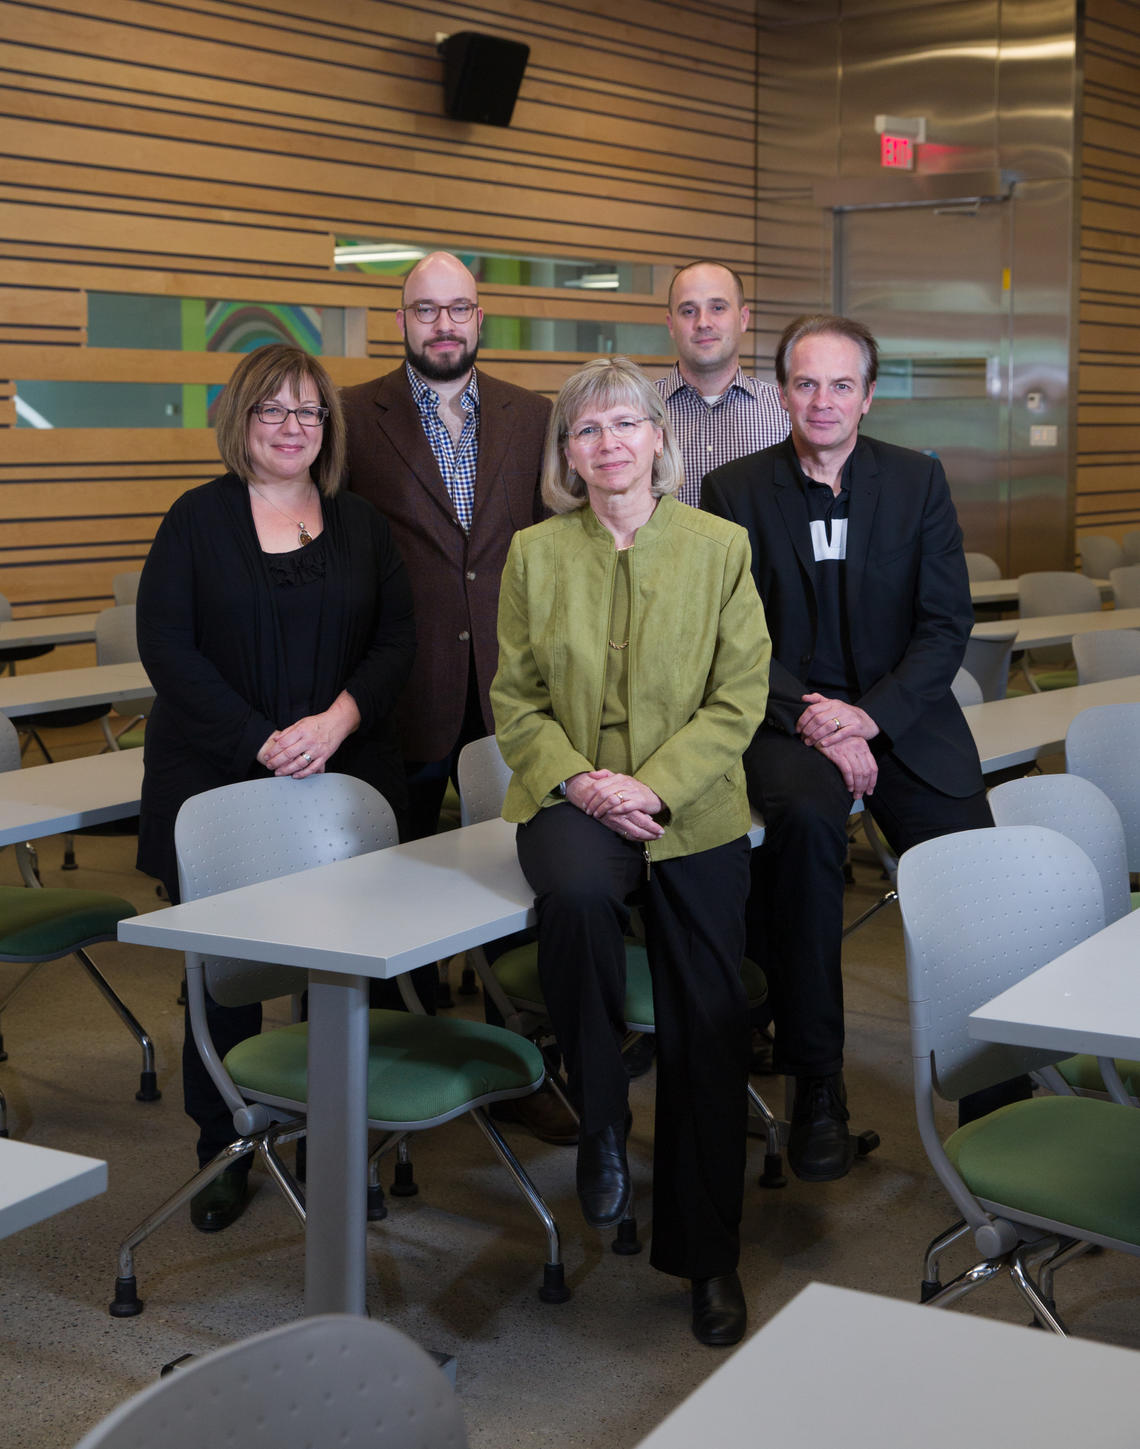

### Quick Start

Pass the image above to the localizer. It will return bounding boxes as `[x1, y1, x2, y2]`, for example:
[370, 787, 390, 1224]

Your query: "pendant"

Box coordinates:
[297, 523, 313, 546]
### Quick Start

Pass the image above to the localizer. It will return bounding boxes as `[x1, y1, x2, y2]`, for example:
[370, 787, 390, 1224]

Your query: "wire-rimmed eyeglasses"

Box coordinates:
[566, 418, 651, 445]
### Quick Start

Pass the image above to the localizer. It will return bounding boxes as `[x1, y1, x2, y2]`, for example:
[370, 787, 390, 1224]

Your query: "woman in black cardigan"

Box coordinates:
[137, 343, 415, 1232]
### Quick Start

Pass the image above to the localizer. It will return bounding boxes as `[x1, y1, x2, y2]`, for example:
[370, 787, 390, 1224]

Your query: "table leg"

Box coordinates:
[304, 970, 370, 1315]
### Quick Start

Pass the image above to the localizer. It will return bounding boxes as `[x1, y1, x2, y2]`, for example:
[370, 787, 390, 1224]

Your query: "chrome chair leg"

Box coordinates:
[922, 1254, 1007, 1310]
[470, 1105, 569, 1303]
[921, 1218, 969, 1299]
[75, 947, 160, 1101]
[1010, 1245, 1069, 1334]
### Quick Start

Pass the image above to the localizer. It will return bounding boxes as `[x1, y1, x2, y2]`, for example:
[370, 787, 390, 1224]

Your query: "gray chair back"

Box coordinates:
[1124, 530, 1140, 566]
[95, 605, 151, 723]
[964, 552, 1001, 582]
[457, 734, 512, 827]
[1110, 563, 1140, 608]
[175, 774, 398, 1006]
[898, 825, 1104, 1104]
[1079, 535, 1124, 579]
[72, 1313, 467, 1449]
[1066, 702, 1140, 872]
[989, 773, 1132, 925]
[0, 713, 20, 774]
[111, 571, 141, 606]
[1072, 628, 1140, 685]
[961, 626, 1017, 701]
[951, 668, 983, 708]
[1019, 571, 1102, 666]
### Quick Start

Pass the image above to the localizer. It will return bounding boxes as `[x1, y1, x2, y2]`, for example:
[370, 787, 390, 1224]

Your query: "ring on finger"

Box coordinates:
[616, 792, 626, 804]
[832, 718, 841, 733]
[302, 751, 313, 763]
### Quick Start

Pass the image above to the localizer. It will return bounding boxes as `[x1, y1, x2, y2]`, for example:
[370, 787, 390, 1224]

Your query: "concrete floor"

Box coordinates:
[2, 728, 1139, 1448]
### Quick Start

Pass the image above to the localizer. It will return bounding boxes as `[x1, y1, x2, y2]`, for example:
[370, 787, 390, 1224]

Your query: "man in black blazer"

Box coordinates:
[702, 313, 994, 1182]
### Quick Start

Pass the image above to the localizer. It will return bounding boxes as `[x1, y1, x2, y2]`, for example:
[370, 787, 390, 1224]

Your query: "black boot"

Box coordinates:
[576, 1116, 631, 1227]
[787, 1072, 854, 1182]
[690, 1270, 747, 1346]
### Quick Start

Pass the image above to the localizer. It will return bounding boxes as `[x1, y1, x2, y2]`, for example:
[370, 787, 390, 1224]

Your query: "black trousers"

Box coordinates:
[744, 727, 993, 1079]
[517, 805, 751, 1280]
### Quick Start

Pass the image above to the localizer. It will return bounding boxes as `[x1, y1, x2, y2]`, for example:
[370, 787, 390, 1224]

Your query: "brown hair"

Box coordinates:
[775, 314, 879, 394]
[214, 344, 346, 496]
[541, 357, 682, 514]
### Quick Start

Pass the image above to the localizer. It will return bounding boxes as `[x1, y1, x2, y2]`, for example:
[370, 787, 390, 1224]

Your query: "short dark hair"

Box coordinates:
[214, 344, 345, 496]
[775, 314, 879, 394]
[667, 261, 746, 310]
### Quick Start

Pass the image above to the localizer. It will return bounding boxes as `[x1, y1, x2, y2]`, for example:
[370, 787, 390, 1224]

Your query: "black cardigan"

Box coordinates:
[136, 473, 415, 896]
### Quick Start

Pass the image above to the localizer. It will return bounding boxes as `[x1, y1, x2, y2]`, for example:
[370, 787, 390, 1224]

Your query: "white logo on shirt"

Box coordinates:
[810, 517, 848, 561]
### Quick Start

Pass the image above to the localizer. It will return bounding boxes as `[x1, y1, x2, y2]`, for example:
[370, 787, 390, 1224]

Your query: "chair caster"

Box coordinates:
[109, 1275, 144, 1317]
[458, 965, 480, 997]
[539, 1262, 571, 1303]
[758, 1152, 787, 1189]
[920, 1279, 941, 1303]
[611, 1216, 642, 1256]
[390, 1160, 418, 1197]
[135, 1071, 161, 1103]
[855, 1129, 880, 1157]
[367, 1183, 388, 1221]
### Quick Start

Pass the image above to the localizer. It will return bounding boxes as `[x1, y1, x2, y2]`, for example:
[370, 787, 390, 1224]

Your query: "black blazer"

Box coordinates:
[702, 434, 982, 798]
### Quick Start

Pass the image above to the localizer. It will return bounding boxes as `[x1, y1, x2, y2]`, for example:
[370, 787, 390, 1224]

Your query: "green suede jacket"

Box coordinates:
[490, 495, 771, 862]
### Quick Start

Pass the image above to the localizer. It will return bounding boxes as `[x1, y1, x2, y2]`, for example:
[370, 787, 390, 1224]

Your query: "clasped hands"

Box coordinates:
[257, 692, 361, 779]
[566, 769, 665, 842]
[796, 692, 879, 801]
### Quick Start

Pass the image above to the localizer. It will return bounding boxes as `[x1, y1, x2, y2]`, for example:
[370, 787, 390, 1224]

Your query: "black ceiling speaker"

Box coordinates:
[438, 31, 530, 127]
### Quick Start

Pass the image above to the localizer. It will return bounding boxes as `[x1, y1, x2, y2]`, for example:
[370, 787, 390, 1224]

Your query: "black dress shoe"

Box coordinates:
[576, 1116, 631, 1227]
[190, 1172, 250, 1233]
[787, 1072, 855, 1182]
[691, 1271, 747, 1346]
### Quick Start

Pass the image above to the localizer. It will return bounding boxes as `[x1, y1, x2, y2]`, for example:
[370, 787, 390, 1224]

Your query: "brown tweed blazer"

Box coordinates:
[343, 364, 550, 761]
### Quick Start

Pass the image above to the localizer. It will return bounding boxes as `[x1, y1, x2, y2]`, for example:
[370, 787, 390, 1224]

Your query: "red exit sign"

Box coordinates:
[880, 134, 914, 170]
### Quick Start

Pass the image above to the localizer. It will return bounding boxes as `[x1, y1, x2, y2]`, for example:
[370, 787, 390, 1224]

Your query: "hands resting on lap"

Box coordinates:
[566, 769, 665, 842]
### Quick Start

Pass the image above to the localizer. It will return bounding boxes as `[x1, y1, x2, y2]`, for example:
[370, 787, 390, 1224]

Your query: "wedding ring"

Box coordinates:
[832, 718, 841, 733]
[617, 792, 626, 803]
[302, 752, 313, 763]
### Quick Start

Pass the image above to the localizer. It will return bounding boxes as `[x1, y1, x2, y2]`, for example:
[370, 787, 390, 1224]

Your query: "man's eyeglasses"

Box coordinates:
[567, 418, 651, 445]
[404, 300, 477, 325]
[251, 403, 329, 427]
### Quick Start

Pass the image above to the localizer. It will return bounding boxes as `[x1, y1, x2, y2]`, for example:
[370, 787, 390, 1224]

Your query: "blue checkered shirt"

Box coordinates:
[406, 363, 480, 532]
[656, 365, 790, 508]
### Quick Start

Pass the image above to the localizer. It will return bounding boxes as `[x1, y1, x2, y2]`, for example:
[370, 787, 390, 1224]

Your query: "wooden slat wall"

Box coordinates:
[0, 0, 828, 620]
[1077, 0, 1140, 553]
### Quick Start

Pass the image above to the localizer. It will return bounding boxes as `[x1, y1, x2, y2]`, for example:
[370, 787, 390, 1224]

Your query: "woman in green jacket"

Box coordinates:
[490, 357, 771, 1346]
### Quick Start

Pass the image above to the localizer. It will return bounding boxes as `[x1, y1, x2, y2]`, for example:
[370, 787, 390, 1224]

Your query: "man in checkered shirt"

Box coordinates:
[656, 261, 790, 508]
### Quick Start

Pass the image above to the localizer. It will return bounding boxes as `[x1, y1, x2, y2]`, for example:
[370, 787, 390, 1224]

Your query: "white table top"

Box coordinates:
[970, 577, 1111, 607]
[972, 605, 1140, 649]
[964, 673, 1140, 773]
[970, 908, 1140, 1061]
[0, 613, 98, 650]
[0, 662, 152, 717]
[0, 749, 143, 847]
[0, 1138, 106, 1240]
[634, 1283, 1140, 1449]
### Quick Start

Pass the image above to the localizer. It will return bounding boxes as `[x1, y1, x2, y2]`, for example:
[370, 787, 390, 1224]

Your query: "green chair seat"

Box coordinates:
[1032, 668, 1078, 691]
[0, 885, 136, 959]
[492, 939, 767, 1030]
[946, 1093, 1140, 1244]
[226, 1009, 546, 1127]
[1057, 1053, 1140, 1097]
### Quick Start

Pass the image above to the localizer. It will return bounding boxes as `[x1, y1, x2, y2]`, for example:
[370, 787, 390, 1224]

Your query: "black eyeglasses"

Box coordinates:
[404, 300, 477, 325]
[251, 403, 329, 427]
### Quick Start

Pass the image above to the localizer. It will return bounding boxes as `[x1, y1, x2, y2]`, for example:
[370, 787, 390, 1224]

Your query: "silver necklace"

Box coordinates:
[249, 481, 316, 546]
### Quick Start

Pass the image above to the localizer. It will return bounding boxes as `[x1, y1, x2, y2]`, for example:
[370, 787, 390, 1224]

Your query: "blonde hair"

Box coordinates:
[541, 356, 683, 514]
[214, 344, 346, 496]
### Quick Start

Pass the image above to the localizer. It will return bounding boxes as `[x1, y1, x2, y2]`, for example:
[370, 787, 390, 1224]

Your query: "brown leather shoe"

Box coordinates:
[490, 1082, 579, 1145]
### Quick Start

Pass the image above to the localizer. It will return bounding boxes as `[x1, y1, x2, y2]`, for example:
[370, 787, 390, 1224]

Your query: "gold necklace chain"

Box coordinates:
[249, 481, 317, 547]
